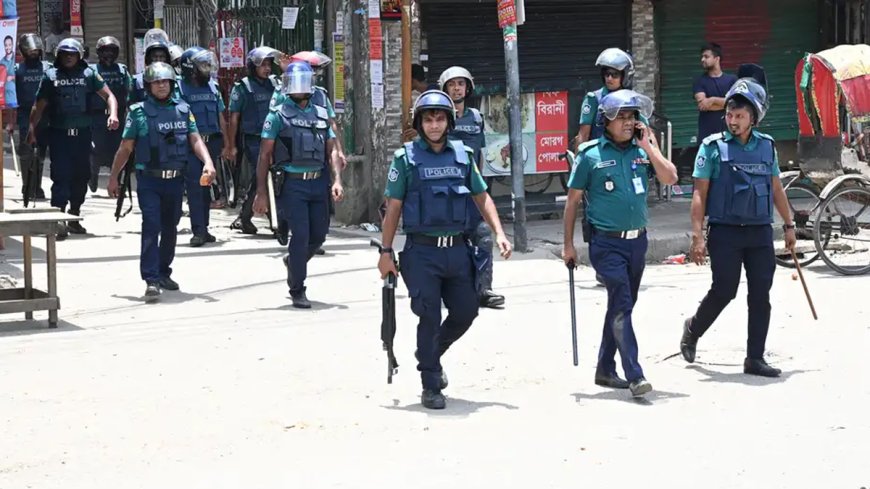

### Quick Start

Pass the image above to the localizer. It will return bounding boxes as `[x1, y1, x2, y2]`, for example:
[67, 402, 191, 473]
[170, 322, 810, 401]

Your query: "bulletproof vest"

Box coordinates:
[179, 79, 221, 135]
[15, 60, 49, 107]
[90, 63, 129, 114]
[590, 88, 606, 140]
[401, 139, 472, 234]
[45, 65, 91, 126]
[131, 73, 146, 104]
[240, 75, 277, 135]
[450, 107, 485, 162]
[311, 86, 329, 109]
[706, 133, 775, 225]
[133, 98, 191, 171]
[272, 101, 329, 170]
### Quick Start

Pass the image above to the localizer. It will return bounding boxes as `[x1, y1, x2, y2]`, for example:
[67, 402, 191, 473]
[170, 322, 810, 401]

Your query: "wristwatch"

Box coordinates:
[783, 224, 795, 230]
[380, 247, 394, 254]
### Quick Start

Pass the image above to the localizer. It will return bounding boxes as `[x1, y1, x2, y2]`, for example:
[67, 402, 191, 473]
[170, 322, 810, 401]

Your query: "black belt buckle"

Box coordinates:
[437, 235, 454, 248]
[303, 171, 320, 180]
[67, 128, 79, 137]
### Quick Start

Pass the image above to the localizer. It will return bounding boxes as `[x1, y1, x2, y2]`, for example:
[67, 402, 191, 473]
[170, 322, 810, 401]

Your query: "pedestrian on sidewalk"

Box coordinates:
[562, 89, 678, 398]
[693, 42, 738, 143]
[681, 75, 796, 377]
[378, 90, 512, 409]
[107, 62, 216, 302]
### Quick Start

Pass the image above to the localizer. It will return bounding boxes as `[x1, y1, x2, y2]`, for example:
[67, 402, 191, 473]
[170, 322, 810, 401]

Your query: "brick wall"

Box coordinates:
[631, 0, 657, 100]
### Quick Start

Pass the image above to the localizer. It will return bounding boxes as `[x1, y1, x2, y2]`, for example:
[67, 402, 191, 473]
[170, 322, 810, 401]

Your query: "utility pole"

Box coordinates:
[401, 0, 412, 131]
[498, 0, 527, 251]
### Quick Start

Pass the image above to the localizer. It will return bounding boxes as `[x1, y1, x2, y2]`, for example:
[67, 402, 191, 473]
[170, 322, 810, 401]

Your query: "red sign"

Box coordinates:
[497, 0, 517, 29]
[368, 19, 383, 60]
[70, 0, 83, 37]
[535, 91, 568, 132]
[536, 133, 568, 172]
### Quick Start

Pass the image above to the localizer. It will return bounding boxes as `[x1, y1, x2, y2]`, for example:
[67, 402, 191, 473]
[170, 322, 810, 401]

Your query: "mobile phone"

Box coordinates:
[634, 127, 643, 141]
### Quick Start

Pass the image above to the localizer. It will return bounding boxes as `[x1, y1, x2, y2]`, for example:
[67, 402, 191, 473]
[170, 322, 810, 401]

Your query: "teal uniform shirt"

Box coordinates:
[36, 66, 107, 129]
[384, 138, 488, 237]
[260, 97, 336, 173]
[693, 129, 781, 180]
[579, 87, 610, 126]
[122, 96, 199, 170]
[567, 136, 652, 232]
[270, 88, 336, 118]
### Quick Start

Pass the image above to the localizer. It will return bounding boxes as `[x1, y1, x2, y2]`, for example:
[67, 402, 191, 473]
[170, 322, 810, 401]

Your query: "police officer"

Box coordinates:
[562, 90, 678, 397]
[107, 62, 217, 302]
[574, 48, 636, 150]
[378, 90, 513, 410]
[89, 36, 132, 192]
[131, 30, 172, 104]
[178, 46, 228, 247]
[29, 38, 119, 238]
[252, 61, 345, 308]
[227, 46, 281, 235]
[9, 33, 50, 199]
[436, 66, 505, 309]
[680, 77, 796, 378]
[168, 44, 184, 76]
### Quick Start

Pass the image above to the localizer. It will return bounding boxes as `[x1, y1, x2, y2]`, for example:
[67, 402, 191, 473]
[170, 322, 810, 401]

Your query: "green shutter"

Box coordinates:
[655, 0, 820, 148]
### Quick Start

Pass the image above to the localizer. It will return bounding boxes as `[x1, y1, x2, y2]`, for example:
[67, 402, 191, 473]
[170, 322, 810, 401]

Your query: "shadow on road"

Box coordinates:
[0, 318, 84, 337]
[572, 388, 689, 406]
[686, 364, 814, 386]
[382, 397, 519, 417]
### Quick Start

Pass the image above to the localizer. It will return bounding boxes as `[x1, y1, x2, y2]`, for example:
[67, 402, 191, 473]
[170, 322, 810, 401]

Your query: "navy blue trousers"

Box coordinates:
[280, 173, 330, 293]
[399, 239, 480, 391]
[589, 232, 648, 382]
[48, 127, 91, 213]
[185, 134, 222, 236]
[137, 174, 185, 284]
[91, 113, 124, 168]
[239, 134, 261, 221]
[690, 224, 775, 359]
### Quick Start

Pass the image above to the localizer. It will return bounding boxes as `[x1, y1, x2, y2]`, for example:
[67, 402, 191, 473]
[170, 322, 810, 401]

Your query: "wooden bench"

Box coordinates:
[0, 209, 82, 328]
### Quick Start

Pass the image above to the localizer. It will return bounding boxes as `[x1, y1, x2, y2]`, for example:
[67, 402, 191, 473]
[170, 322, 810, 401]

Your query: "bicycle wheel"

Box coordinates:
[775, 182, 822, 268]
[813, 185, 870, 275]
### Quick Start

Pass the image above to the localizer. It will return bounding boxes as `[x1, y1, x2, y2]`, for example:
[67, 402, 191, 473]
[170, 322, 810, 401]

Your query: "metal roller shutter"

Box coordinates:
[17, 0, 39, 42]
[83, 0, 128, 64]
[655, 0, 821, 147]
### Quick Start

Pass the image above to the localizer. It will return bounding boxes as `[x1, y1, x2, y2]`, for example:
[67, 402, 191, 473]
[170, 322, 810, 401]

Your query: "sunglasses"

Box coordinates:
[603, 70, 622, 79]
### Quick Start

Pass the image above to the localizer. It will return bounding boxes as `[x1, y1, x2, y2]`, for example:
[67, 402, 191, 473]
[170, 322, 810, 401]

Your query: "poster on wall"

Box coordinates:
[0, 0, 17, 17]
[70, 0, 83, 37]
[332, 33, 345, 113]
[478, 91, 569, 176]
[381, 0, 401, 19]
[0, 18, 18, 109]
[218, 37, 245, 68]
[134, 37, 145, 74]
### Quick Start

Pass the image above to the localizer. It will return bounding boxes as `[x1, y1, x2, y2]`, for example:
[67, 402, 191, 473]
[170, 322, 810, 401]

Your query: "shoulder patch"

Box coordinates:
[263, 119, 273, 132]
[393, 147, 407, 159]
[754, 131, 775, 142]
[576, 139, 599, 153]
[702, 132, 725, 145]
[388, 166, 400, 182]
[129, 102, 144, 112]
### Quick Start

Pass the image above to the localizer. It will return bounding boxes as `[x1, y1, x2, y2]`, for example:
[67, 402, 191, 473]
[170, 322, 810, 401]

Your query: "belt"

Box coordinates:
[55, 128, 83, 136]
[285, 171, 322, 180]
[409, 233, 466, 248]
[594, 227, 646, 239]
[138, 169, 183, 179]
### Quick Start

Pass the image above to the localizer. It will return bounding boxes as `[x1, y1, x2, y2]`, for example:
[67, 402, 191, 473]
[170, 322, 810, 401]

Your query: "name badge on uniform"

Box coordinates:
[632, 176, 645, 194]
[595, 160, 617, 169]
[604, 178, 614, 192]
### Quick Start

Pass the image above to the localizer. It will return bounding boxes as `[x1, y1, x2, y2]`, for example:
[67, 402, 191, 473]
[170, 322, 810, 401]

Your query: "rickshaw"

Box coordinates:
[778, 44, 870, 275]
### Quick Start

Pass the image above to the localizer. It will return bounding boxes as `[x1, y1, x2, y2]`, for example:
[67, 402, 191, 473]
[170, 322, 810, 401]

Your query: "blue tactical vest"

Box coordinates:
[178, 79, 221, 135]
[272, 102, 329, 170]
[239, 75, 278, 135]
[45, 65, 91, 126]
[401, 139, 472, 234]
[590, 87, 606, 140]
[706, 132, 775, 225]
[90, 62, 129, 115]
[131, 73, 146, 104]
[15, 60, 50, 108]
[450, 107, 485, 161]
[133, 98, 191, 171]
[311, 86, 329, 109]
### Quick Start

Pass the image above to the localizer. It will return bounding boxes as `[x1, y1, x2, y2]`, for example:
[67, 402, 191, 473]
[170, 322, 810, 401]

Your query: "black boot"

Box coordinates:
[421, 389, 446, 410]
[680, 318, 699, 363]
[594, 370, 630, 389]
[479, 289, 505, 308]
[144, 283, 161, 303]
[744, 358, 781, 378]
[290, 287, 311, 309]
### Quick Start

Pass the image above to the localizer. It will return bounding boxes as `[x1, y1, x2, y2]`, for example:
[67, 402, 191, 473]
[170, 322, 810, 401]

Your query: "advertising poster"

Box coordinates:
[332, 33, 345, 113]
[70, 0, 83, 37]
[0, 18, 18, 109]
[218, 37, 245, 69]
[0, 0, 17, 17]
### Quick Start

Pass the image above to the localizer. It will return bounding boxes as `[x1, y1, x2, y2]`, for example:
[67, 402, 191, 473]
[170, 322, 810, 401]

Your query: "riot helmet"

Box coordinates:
[725, 78, 769, 125]
[54, 38, 84, 68]
[143, 61, 177, 99]
[596, 89, 654, 134]
[144, 40, 170, 65]
[281, 61, 315, 96]
[437, 66, 475, 102]
[180, 47, 217, 82]
[595, 48, 635, 89]
[247, 46, 280, 78]
[18, 33, 43, 58]
[168, 44, 184, 67]
[96, 36, 120, 65]
[412, 90, 456, 134]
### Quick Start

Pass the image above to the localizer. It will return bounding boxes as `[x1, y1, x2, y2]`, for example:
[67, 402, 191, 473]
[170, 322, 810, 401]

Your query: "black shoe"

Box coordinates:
[594, 371, 630, 389]
[479, 289, 505, 308]
[158, 277, 179, 291]
[204, 232, 217, 243]
[680, 317, 699, 363]
[291, 288, 311, 309]
[314, 247, 325, 255]
[56, 223, 69, 241]
[414, 350, 448, 390]
[190, 235, 207, 247]
[231, 217, 257, 234]
[629, 377, 653, 397]
[144, 283, 161, 303]
[421, 389, 446, 410]
[34, 187, 45, 199]
[67, 221, 87, 234]
[743, 358, 781, 378]
[595, 273, 606, 287]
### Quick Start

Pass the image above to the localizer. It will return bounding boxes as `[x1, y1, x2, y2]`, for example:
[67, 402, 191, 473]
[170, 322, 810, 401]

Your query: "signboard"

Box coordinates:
[332, 33, 345, 113]
[479, 91, 569, 176]
[134, 37, 145, 75]
[0, 18, 18, 109]
[381, 0, 401, 19]
[70, 0, 83, 37]
[497, 0, 517, 29]
[282, 7, 299, 29]
[218, 37, 245, 69]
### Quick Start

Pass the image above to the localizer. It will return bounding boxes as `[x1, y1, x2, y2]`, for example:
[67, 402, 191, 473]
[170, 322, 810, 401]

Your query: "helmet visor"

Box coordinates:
[599, 90, 653, 121]
[282, 70, 313, 95]
[191, 50, 217, 77]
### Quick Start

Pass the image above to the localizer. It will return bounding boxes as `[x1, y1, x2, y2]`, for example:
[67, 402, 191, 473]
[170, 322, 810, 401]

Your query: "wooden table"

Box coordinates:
[0, 209, 82, 328]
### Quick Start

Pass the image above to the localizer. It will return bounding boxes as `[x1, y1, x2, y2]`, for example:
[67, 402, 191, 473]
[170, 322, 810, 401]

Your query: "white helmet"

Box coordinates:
[438, 66, 475, 100]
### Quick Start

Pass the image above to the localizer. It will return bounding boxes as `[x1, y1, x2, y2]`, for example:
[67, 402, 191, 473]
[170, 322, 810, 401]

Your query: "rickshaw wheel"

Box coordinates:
[813, 185, 870, 275]
[775, 182, 822, 268]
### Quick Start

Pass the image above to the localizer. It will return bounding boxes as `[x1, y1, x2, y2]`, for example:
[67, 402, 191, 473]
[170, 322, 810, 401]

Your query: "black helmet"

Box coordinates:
[412, 90, 456, 132]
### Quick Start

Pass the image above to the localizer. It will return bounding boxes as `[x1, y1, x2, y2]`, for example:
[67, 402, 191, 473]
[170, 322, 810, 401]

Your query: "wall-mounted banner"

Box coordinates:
[0, 17, 19, 109]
